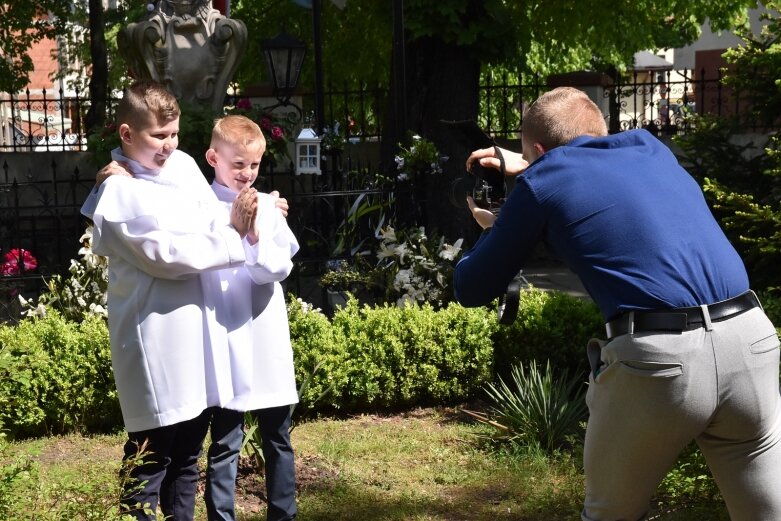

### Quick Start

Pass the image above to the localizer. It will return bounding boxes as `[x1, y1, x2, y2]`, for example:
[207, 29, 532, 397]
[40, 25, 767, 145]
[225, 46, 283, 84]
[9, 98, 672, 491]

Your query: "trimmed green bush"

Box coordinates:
[0, 312, 120, 438]
[491, 289, 603, 382]
[0, 290, 605, 437]
[331, 299, 495, 409]
[288, 297, 350, 412]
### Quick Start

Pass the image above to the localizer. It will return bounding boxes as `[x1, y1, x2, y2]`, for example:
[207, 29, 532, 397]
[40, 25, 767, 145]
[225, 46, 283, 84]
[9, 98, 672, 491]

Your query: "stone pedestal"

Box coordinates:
[118, 0, 247, 113]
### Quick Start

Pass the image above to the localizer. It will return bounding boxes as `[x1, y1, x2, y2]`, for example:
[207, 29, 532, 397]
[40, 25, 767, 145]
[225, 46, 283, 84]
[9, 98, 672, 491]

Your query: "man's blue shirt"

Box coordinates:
[453, 129, 749, 320]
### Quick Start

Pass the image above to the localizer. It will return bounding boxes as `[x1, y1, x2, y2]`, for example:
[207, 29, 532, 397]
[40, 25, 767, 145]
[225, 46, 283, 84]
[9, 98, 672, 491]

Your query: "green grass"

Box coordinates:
[0, 408, 728, 521]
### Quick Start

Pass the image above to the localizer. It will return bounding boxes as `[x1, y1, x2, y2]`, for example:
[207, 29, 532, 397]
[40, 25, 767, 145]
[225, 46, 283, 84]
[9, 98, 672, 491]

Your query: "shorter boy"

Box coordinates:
[201, 114, 300, 521]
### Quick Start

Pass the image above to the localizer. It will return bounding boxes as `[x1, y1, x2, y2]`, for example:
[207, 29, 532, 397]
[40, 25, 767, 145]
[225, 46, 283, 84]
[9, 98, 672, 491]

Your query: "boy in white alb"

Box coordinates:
[201, 115, 299, 521]
[81, 81, 258, 521]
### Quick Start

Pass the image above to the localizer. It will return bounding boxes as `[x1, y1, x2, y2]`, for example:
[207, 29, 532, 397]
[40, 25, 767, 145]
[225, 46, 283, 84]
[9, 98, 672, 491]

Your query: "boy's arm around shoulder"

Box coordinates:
[87, 176, 247, 279]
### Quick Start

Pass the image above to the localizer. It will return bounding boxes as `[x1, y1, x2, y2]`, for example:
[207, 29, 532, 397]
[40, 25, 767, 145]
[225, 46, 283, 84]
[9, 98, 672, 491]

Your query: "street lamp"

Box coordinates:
[262, 29, 306, 112]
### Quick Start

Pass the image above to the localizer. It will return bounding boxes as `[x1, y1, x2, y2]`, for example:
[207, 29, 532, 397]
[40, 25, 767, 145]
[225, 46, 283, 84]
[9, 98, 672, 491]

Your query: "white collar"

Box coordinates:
[210, 181, 238, 203]
[111, 147, 163, 180]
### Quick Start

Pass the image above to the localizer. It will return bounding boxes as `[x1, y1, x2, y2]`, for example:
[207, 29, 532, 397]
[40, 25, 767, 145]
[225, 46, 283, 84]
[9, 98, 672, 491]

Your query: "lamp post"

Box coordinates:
[262, 29, 307, 115]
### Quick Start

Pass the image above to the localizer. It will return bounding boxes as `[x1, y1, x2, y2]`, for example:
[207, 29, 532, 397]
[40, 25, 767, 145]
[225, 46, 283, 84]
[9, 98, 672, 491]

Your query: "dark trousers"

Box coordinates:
[120, 409, 211, 521]
[204, 405, 297, 521]
[205, 407, 245, 521]
[255, 405, 297, 521]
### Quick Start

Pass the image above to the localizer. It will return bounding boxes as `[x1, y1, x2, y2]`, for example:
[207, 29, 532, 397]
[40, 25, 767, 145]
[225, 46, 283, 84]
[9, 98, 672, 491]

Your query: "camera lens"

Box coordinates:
[449, 176, 477, 209]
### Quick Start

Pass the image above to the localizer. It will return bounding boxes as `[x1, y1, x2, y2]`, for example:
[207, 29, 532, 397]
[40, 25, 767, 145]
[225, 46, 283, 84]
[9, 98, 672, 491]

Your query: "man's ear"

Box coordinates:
[534, 143, 546, 156]
[118, 123, 132, 145]
[205, 148, 218, 167]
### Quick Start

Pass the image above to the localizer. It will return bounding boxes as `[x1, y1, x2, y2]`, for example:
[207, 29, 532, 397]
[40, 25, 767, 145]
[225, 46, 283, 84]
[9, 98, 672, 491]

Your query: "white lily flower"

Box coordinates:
[377, 242, 397, 261]
[379, 226, 396, 242]
[439, 238, 463, 261]
[394, 243, 410, 262]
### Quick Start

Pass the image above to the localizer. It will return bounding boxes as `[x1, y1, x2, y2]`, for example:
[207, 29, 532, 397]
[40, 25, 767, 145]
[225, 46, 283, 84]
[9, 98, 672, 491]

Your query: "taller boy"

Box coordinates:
[82, 80, 256, 520]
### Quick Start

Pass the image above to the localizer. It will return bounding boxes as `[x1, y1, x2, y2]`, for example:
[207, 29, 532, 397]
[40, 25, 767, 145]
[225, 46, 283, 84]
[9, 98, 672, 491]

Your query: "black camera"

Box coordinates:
[442, 119, 524, 324]
[442, 119, 511, 213]
[449, 152, 506, 213]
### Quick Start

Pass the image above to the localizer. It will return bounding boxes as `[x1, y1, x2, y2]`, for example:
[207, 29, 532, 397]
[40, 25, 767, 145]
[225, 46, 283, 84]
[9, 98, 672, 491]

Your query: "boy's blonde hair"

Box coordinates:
[116, 80, 180, 128]
[522, 87, 608, 151]
[210, 114, 266, 151]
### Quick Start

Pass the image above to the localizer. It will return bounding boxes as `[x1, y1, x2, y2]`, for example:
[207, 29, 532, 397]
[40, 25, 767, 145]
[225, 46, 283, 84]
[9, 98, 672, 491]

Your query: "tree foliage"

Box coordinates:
[722, 1, 781, 127]
[5, 1, 761, 95]
[674, 1, 781, 289]
[229, 0, 761, 93]
[230, 0, 393, 90]
[0, 2, 72, 92]
[54, 1, 147, 93]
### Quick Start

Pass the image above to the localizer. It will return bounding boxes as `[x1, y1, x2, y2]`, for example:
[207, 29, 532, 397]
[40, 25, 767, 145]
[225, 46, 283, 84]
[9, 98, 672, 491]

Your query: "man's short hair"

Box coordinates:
[210, 114, 266, 151]
[116, 80, 180, 128]
[522, 87, 608, 150]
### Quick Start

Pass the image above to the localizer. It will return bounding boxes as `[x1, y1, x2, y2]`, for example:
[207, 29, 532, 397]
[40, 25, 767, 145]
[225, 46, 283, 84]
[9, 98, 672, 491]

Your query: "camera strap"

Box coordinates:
[497, 270, 528, 324]
[493, 145, 506, 176]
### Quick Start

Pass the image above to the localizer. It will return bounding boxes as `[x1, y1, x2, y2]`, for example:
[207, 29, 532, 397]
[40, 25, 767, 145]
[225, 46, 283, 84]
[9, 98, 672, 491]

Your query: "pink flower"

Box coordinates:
[271, 126, 284, 140]
[236, 98, 253, 110]
[2, 248, 38, 276]
[260, 117, 272, 130]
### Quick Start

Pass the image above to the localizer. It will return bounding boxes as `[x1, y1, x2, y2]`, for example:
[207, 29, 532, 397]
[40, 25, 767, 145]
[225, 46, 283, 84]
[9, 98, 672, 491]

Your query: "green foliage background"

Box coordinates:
[674, 2, 781, 290]
[11, 0, 759, 96]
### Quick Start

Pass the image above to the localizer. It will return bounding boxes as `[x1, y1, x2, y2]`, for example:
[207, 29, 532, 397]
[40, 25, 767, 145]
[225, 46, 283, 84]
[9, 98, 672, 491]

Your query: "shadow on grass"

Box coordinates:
[239, 471, 582, 521]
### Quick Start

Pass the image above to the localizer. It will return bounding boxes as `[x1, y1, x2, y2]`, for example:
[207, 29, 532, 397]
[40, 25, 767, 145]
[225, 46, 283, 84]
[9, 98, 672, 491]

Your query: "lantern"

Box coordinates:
[295, 127, 321, 175]
[262, 30, 306, 106]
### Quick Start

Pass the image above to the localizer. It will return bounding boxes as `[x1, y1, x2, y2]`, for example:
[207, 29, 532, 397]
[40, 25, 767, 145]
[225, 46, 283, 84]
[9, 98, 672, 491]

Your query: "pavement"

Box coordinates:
[518, 263, 591, 301]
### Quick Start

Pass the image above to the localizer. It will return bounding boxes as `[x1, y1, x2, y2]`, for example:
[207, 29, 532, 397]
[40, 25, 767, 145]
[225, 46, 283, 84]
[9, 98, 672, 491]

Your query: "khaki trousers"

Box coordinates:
[582, 306, 781, 521]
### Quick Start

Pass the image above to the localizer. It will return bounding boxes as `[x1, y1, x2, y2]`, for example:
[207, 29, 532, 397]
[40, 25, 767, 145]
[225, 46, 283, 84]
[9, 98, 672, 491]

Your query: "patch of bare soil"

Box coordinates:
[35, 434, 122, 465]
[200, 453, 341, 515]
[222, 406, 485, 513]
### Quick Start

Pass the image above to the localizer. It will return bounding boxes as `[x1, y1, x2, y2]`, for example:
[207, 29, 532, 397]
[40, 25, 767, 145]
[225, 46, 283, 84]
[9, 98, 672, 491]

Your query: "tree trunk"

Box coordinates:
[85, 0, 107, 134]
[403, 36, 483, 243]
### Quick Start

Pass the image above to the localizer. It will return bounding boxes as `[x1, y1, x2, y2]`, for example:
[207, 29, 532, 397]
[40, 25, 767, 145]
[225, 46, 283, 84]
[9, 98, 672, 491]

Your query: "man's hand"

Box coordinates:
[230, 187, 258, 238]
[96, 161, 133, 187]
[467, 195, 497, 230]
[269, 190, 289, 218]
[466, 146, 528, 176]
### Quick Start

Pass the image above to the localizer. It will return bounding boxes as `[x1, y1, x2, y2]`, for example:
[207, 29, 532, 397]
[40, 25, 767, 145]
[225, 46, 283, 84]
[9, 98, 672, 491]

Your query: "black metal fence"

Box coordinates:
[0, 157, 95, 321]
[609, 68, 758, 135]
[0, 69, 763, 321]
[3, 68, 749, 152]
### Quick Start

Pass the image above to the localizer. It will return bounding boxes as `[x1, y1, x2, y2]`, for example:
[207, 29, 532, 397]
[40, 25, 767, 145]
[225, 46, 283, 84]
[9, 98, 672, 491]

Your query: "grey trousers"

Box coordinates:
[582, 306, 781, 521]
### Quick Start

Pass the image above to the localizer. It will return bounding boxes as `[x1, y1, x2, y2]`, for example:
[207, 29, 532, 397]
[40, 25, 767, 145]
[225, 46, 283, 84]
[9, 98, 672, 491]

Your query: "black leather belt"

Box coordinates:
[606, 291, 760, 339]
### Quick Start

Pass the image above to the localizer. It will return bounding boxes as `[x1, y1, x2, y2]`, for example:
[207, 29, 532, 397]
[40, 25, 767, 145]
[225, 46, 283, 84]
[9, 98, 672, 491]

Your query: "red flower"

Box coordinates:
[236, 98, 253, 110]
[271, 126, 284, 140]
[1, 249, 38, 276]
[260, 117, 272, 130]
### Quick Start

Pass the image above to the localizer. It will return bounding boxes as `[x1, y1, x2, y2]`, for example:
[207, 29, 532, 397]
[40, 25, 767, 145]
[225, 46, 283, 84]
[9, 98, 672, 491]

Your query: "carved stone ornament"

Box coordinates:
[118, 0, 247, 112]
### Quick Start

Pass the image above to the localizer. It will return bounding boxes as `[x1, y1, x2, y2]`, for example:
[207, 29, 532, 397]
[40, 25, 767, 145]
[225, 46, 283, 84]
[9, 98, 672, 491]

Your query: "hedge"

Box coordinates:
[0, 290, 605, 439]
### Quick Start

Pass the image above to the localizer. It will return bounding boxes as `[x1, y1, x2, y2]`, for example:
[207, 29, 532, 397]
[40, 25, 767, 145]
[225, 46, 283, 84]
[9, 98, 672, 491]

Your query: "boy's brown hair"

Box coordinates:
[210, 114, 266, 151]
[522, 87, 608, 151]
[116, 80, 181, 128]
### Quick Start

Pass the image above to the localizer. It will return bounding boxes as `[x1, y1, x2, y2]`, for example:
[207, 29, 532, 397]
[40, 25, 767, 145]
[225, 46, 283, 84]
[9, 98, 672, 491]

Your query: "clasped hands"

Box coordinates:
[229, 188, 288, 242]
[223, 188, 290, 243]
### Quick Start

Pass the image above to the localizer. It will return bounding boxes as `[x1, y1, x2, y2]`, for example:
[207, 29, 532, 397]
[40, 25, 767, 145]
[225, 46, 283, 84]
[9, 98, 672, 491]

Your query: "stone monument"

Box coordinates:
[118, 0, 247, 113]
